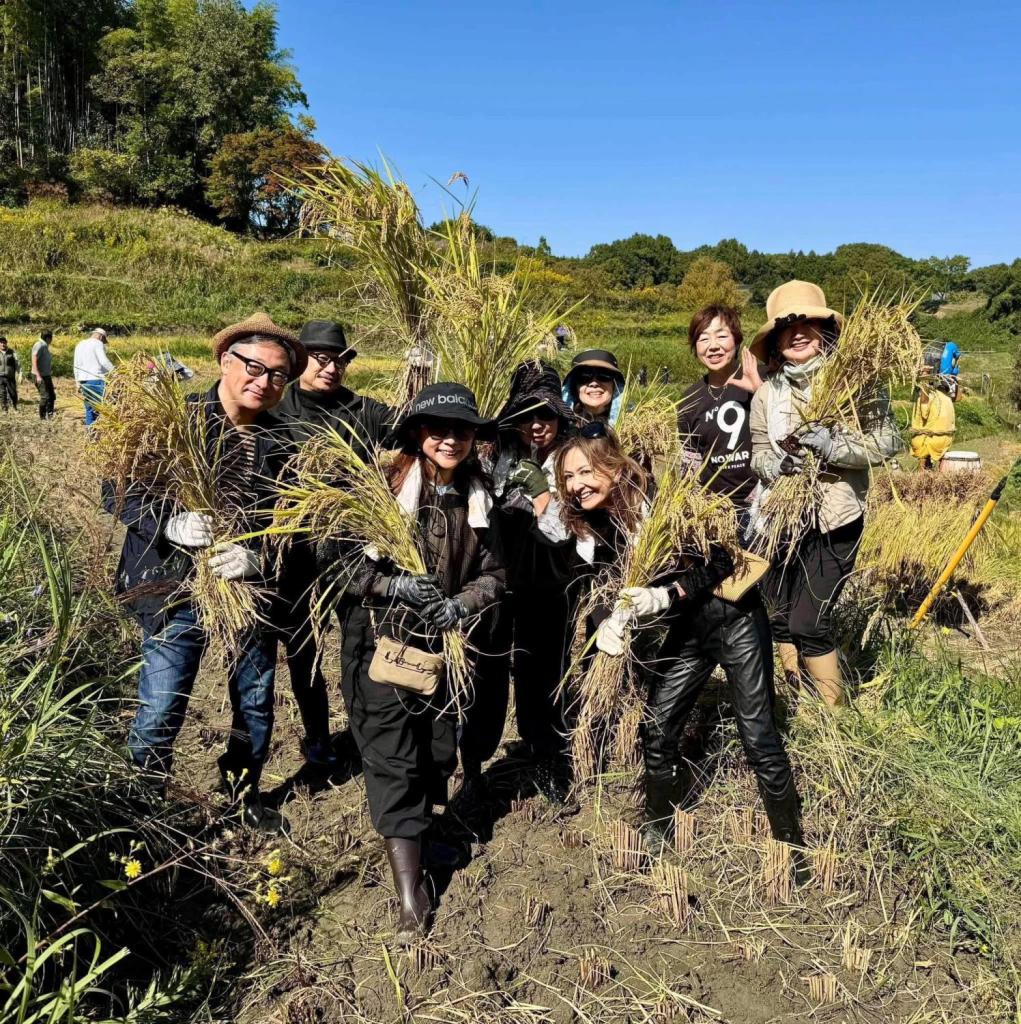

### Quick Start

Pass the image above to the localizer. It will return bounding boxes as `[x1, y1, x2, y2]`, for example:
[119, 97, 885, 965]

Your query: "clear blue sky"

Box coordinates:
[272, 0, 1021, 267]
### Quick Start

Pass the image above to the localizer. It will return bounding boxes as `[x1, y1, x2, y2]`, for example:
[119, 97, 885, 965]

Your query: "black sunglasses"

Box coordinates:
[423, 419, 476, 441]
[310, 350, 352, 369]
[580, 420, 609, 439]
[230, 352, 289, 388]
[513, 406, 558, 424]
[575, 369, 616, 385]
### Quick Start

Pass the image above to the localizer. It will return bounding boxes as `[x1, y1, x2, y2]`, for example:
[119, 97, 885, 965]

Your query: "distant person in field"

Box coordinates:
[104, 312, 306, 835]
[749, 281, 900, 708]
[271, 319, 395, 773]
[940, 339, 961, 399]
[562, 349, 625, 426]
[910, 374, 956, 470]
[73, 327, 113, 427]
[32, 329, 57, 419]
[0, 337, 21, 413]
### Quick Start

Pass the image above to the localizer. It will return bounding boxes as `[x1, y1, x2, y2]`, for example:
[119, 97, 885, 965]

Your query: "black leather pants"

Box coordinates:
[643, 593, 793, 800]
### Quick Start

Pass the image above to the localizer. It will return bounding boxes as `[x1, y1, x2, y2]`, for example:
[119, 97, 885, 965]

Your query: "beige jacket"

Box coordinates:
[750, 365, 901, 533]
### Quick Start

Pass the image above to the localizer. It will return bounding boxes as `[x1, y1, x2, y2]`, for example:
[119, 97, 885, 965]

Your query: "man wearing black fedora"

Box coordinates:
[273, 319, 396, 771]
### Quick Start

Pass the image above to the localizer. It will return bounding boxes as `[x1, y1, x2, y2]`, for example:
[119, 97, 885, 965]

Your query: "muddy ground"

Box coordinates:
[4, 392, 1002, 1024]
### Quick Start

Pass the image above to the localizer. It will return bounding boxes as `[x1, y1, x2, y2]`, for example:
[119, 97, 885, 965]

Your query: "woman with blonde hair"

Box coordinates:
[550, 423, 803, 854]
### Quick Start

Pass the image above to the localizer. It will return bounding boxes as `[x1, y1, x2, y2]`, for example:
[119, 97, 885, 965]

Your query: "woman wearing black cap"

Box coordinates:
[562, 349, 625, 426]
[461, 362, 577, 791]
[273, 320, 396, 771]
[340, 382, 505, 942]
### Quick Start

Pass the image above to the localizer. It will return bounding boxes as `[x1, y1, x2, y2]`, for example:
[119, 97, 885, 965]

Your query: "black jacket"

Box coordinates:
[103, 385, 287, 630]
[271, 382, 395, 462]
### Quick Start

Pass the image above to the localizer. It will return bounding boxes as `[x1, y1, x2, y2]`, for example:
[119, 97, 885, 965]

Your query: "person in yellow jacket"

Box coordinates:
[910, 378, 956, 469]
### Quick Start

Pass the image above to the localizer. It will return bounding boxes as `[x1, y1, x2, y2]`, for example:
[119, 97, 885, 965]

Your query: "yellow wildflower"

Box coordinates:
[265, 885, 281, 909]
[124, 858, 143, 880]
[266, 853, 284, 877]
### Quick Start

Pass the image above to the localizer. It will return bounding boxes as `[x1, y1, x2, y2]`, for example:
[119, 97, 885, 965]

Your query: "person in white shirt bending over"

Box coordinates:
[73, 328, 113, 427]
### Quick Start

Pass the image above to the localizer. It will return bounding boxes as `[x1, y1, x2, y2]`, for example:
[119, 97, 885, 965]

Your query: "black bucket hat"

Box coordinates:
[299, 319, 357, 359]
[563, 348, 625, 393]
[498, 361, 573, 425]
[394, 382, 496, 440]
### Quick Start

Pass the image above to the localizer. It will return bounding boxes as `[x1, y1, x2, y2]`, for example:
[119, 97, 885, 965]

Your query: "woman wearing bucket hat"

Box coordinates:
[562, 349, 626, 426]
[339, 382, 505, 943]
[459, 363, 577, 797]
[272, 320, 396, 773]
[748, 281, 900, 707]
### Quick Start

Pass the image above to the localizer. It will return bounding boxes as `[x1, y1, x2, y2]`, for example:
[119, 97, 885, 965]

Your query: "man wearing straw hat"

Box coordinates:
[106, 312, 306, 834]
[271, 319, 396, 773]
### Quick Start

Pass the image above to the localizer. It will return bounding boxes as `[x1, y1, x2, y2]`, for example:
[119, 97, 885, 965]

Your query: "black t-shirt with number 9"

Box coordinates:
[676, 378, 757, 508]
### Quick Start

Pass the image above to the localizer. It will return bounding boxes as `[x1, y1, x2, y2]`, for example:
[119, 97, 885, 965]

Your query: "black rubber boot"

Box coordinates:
[385, 837, 432, 945]
[643, 767, 687, 851]
[240, 790, 290, 836]
[760, 778, 810, 885]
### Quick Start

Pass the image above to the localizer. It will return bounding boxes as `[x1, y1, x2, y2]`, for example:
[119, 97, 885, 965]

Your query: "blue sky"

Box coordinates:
[273, 0, 1021, 267]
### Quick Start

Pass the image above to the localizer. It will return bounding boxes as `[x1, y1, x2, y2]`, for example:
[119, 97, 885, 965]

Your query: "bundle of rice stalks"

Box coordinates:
[270, 425, 469, 704]
[757, 288, 925, 560]
[614, 377, 681, 466]
[293, 157, 434, 355]
[565, 461, 740, 781]
[859, 468, 992, 592]
[418, 217, 583, 418]
[91, 356, 261, 660]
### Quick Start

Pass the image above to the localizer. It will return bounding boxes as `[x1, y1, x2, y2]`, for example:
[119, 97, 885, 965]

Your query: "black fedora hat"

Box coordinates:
[394, 382, 496, 439]
[498, 360, 573, 425]
[299, 319, 357, 359]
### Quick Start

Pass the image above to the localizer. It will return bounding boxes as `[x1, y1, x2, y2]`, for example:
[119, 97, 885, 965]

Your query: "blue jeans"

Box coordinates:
[128, 604, 276, 789]
[80, 380, 105, 426]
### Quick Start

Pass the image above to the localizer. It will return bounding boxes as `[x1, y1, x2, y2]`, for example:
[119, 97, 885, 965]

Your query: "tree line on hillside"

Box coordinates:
[0, 0, 326, 235]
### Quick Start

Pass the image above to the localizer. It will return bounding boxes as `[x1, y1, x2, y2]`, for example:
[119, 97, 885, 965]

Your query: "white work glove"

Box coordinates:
[595, 604, 631, 657]
[620, 586, 671, 620]
[164, 511, 215, 548]
[206, 543, 261, 581]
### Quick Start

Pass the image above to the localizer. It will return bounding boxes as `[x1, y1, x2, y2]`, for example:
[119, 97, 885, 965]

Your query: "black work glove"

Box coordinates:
[779, 454, 805, 476]
[421, 596, 469, 631]
[387, 573, 443, 608]
[508, 458, 549, 500]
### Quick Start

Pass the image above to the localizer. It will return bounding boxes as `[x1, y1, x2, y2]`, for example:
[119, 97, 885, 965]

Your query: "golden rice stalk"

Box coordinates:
[614, 377, 682, 465]
[651, 861, 691, 929]
[803, 972, 841, 1005]
[291, 157, 434, 353]
[673, 808, 696, 855]
[565, 461, 740, 779]
[814, 844, 840, 894]
[417, 217, 583, 418]
[610, 818, 651, 874]
[270, 424, 469, 705]
[762, 838, 794, 905]
[578, 950, 612, 991]
[726, 806, 755, 844]
[757, 288, 925, 559]
[521, 894, 551, 928]
[92, 356, 263, 663]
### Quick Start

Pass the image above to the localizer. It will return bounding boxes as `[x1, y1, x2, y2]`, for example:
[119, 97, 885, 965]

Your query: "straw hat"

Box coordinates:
[212, 311, 307, 380]
[563, 349, 625, 392]
[749, 281, 843, 362]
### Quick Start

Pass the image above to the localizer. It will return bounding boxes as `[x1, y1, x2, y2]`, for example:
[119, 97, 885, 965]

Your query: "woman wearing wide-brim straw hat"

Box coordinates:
[340, 382, 505, 943]
[748, 281, 900, 708]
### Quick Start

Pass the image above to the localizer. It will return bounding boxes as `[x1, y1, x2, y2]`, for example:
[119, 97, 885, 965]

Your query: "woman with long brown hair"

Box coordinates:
[552, 424, 803, 857]
[340, 382, 505, 943]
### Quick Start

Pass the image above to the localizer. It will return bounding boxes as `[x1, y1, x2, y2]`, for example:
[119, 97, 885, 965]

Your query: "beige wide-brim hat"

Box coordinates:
[212, 311, 307, 380]
[749, 280, 844, 363]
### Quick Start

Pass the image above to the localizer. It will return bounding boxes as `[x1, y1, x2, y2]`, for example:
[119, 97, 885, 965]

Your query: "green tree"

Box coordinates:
[584, 233, 681, 288]
[675, 256, 745, 311]
[207, 120, 327, 236]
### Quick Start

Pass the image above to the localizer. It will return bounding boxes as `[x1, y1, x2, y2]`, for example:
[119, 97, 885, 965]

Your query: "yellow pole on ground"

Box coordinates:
[909, 466, 1014, 629]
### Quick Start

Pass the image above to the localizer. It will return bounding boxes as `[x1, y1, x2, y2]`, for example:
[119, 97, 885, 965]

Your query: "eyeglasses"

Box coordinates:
[230, 352, 289, 388]
[423, 420, 476, 441]
[576, 370, 616, 386]
[580, 420, 609, 439]
[310, 351, 352, 369]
